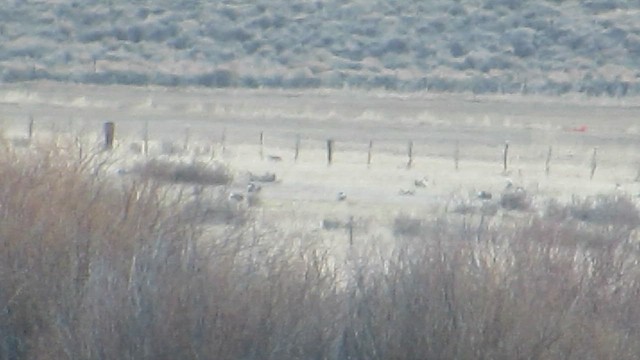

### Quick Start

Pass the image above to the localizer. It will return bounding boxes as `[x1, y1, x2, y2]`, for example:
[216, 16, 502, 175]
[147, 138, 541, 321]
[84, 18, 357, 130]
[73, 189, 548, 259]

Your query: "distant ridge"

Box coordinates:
[1, 0, 638, 96]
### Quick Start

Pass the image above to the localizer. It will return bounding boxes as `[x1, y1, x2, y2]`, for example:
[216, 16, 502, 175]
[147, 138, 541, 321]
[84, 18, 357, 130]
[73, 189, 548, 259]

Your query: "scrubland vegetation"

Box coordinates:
[1, 136, 640, 359]
[1, 0, 640, 96]
[2, 0, 639, 356]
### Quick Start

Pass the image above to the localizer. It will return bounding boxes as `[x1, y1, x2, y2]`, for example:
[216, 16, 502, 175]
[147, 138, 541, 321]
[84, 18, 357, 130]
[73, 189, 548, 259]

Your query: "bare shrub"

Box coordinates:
[452, 201, 477, 215]
[568, 195, 640, 228]
[543, 195, 640, 247]
[500, 187, 530, 210]
[0, 144, 184, 359]
[393, 212, 424, 237]
[480, 201, 499, 216]
[246, 192, 262, 207]
[450, 196, 499, 216]
[132, 158, 232, 185]
[322, 218, 345, 230]
[182, 191, 250, 226]
[546, 195, 640, 227]
[160, 140, 183, 155]
[129, 141, 143, 154]
[2, 139, 640, 359]
[340, 214, 640, 359]
[0, 142, 342, 360]
[249, 171, 277, 183]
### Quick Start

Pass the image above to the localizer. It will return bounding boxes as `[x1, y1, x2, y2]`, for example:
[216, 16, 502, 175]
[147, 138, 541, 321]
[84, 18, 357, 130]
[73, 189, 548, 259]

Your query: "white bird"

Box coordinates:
[399, 189, 415, 196]
[414, 178, 428, 187]
[247, 182, 261, 193]
[505, 178, 514, 189]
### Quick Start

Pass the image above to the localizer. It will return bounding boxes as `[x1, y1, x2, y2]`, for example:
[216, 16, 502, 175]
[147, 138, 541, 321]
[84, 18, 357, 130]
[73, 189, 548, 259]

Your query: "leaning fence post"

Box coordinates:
[104, 121, 115, 150]
[407, 140, 414, 169]
[327, 139, 334, 165]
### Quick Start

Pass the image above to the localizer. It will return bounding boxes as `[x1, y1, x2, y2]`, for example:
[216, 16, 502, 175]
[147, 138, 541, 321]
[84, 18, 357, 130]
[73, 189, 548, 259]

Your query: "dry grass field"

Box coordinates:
[2, 81, 640, 207]
[1, 82, 640, 359]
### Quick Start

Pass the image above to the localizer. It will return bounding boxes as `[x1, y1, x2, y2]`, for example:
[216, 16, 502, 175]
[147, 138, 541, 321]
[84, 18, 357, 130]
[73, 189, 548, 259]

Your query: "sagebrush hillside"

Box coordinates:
[1, 0, 639, 96]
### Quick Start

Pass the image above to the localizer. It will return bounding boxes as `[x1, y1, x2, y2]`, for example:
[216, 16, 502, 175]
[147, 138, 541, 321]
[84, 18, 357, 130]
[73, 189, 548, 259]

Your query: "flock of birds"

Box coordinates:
[226, 160, 524, 210]
[228, 181, 262, 202]
[332, 178, 523, 205]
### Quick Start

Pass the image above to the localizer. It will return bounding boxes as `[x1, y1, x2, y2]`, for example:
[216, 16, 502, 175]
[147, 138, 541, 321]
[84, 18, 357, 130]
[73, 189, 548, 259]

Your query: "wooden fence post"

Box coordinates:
[407, 140, 414, 169]
[454, 140, 460, 171]
[143, 120, 149, 156]
[259, 131, 264, 160]
[545, 146, 552, 176]
[503, 141, 509, 173]
[327, 139, 334, 165]
[75, 136, 83, 160]
[183, 126, 191, 152]
[104, 121, 115, 150]
[367, 140, 373, 167]
[348, 216, 354, 247]
[294, 134, 300, 162]
[221, 128, 226, 155]
[28, 115, 34, 141]
[590, 147, 597, 180]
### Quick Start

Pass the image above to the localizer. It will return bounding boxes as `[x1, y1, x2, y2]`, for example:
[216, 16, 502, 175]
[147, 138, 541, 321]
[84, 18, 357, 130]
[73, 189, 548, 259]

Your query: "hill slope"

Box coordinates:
[1, 0, 639, 96]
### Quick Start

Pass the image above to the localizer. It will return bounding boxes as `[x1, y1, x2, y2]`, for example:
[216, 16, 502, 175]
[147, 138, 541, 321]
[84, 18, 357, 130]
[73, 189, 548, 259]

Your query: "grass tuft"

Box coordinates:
[131, 158, 232, 185]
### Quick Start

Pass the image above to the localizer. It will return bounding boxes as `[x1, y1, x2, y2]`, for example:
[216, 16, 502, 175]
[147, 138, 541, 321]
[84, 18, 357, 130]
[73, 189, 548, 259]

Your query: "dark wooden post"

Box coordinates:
[143, 120, 149, 156]
[348, 216, 354, 246]
[367, 140, 373, 166]
[407, 140, 414, 169]
[221, 128, 226, 155]
[327, 139, 334, 165]
[454, 140, 460, 171]
[104, 121, 115, 150]
[590, 147, 597, 180]
[183, 126, 191, 152]
[503, 141, 509, 173]
[259, 131, 264, 160]
[294, 134, 300, 162]
[28, 115, 34, 141]
[75, 136, 83, 160]
[545, 146, 552, 176]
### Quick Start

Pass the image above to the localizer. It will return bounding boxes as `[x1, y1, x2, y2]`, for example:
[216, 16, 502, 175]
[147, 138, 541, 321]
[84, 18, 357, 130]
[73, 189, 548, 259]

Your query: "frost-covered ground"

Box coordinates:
[1, 82, 639, 222]
[1, 1, 640, 96]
